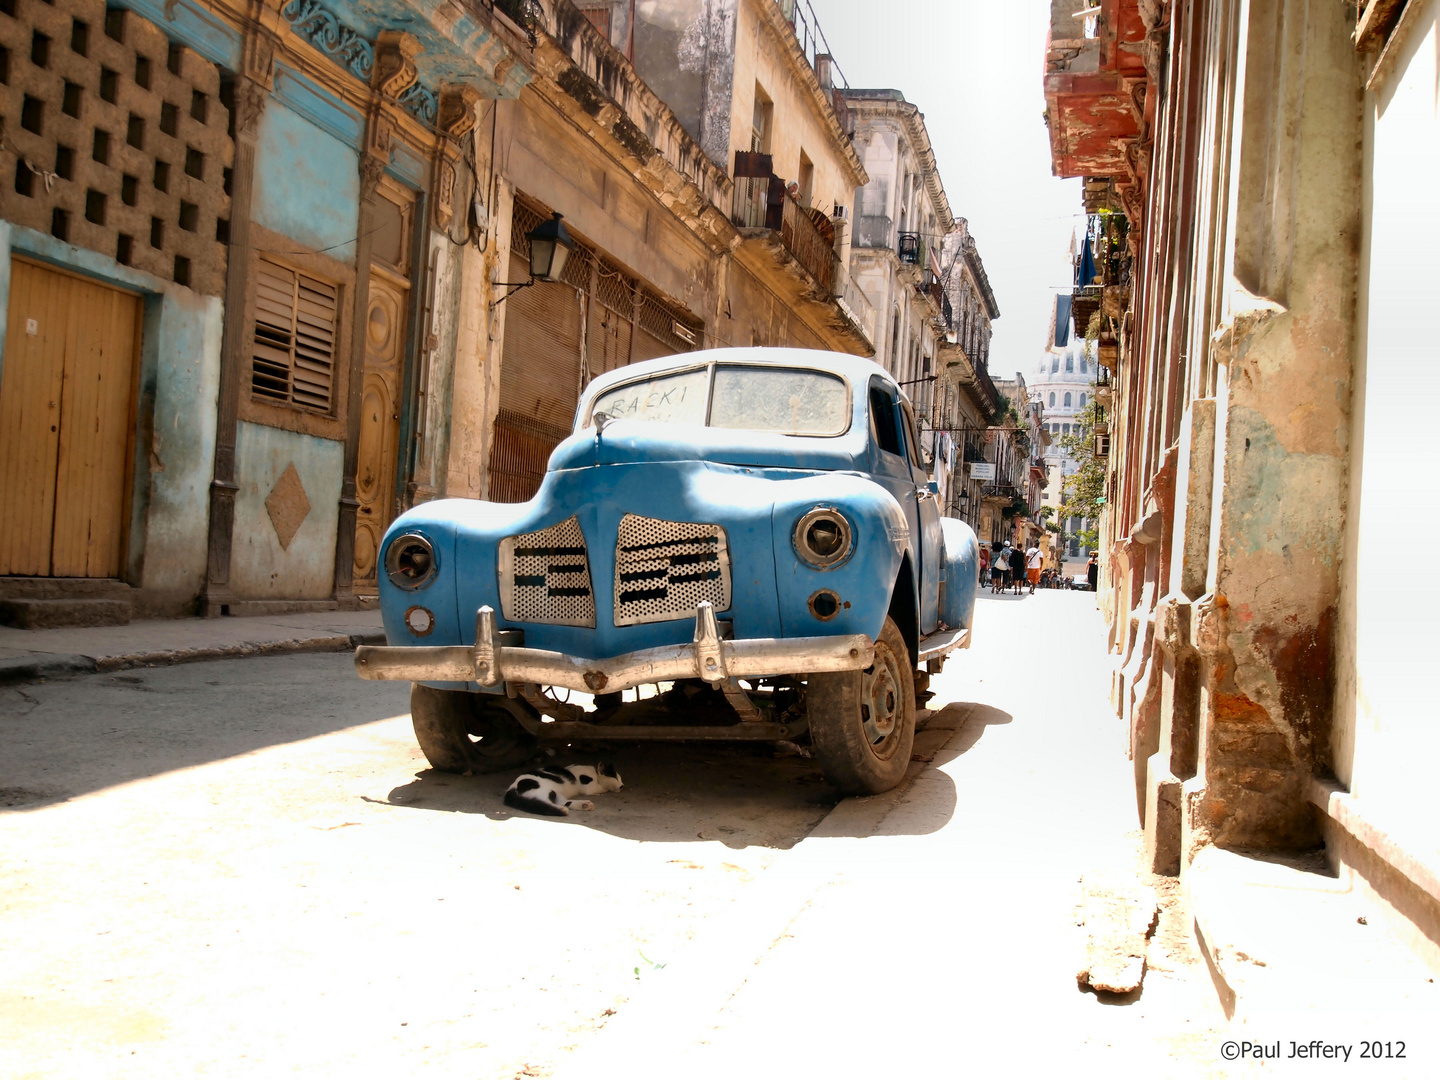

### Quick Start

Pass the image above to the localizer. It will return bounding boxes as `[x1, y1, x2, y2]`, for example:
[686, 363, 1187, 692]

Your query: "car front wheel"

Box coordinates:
[409, 684, 537, 773]
[807, 615, 915, 795]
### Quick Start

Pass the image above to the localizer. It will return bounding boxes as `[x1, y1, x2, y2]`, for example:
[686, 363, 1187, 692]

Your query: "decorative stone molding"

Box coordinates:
[233, 79, 270, 143]
[280, 0, 438, 125]
[438, 85, 482, 140]
[373, 30, 422, 99]
[359, 149, 388, 199]
[281, 0, 373, 81]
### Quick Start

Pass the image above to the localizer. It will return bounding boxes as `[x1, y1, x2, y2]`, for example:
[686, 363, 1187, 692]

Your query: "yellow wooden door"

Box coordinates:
[0, 260, 139, 578]
[352, 268, 408, 587]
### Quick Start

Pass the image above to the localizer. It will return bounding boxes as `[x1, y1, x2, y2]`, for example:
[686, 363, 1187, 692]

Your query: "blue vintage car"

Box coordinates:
[355, 347, 979, 794]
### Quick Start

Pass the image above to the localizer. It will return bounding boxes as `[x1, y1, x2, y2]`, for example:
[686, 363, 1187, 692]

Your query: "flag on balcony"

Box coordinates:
[1052, 294, 1073, 347]
[1077, 237, 1098, 288]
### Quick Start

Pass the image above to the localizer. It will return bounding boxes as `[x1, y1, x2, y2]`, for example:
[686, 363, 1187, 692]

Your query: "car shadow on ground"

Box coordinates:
[378, 698, 1012, 849]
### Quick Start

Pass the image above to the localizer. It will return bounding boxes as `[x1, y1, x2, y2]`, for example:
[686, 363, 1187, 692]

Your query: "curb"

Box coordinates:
[0, 631, 385, 686]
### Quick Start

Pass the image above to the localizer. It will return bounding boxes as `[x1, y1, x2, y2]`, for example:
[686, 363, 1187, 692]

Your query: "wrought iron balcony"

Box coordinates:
[731, 154, 836, 294]
[898, 231, 921, 264]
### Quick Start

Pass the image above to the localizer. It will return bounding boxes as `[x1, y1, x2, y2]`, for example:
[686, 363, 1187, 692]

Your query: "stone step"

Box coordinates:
[0, 577, 134, 601]
[0, 597, 133, 629]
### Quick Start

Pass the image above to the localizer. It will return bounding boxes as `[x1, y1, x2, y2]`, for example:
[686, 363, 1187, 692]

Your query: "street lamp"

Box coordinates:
[491, 212, 576, 307]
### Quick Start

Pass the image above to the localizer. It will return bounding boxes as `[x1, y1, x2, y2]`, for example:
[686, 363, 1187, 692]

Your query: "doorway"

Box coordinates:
[0, 259, 140, 578]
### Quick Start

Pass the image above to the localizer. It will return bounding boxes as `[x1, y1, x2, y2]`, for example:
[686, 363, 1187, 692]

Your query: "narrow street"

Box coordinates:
[1, 590, 1242, 1079]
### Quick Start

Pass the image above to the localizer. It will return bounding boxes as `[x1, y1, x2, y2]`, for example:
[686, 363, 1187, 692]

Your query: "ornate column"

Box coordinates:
[203, 35, 274, 617]
[331, 117, 392, 604]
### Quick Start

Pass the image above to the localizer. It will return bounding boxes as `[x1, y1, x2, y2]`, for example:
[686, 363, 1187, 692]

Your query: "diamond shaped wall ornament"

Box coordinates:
[265, 462, 312, 551]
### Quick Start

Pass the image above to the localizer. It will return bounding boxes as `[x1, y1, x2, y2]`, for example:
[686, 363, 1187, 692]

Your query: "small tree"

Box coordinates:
[1058, 395, 1105, 555]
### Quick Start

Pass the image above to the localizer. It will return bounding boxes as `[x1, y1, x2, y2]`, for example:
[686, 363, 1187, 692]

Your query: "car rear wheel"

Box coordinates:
[807, 615, 915, 795]
[410, 684, 537, 773]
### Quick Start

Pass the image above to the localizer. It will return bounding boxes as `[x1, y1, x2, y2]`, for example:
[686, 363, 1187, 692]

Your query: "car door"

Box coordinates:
[867, 378, 925, 631]
[900, 399, 942, 635]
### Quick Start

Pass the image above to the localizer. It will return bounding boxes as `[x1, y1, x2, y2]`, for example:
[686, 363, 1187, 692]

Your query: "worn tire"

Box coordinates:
[409, 684, 537, 774]
[807, 615, 915, 795]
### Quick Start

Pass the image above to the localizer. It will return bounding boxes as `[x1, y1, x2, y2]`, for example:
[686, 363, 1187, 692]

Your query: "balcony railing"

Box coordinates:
[898, 232, 921, 264]
[779, 190, 835, 293]
[941, 291, 953, 329]
[837, 269, 877, 345]
[731, 161, 836, 293]
[919, 270, 943, 311]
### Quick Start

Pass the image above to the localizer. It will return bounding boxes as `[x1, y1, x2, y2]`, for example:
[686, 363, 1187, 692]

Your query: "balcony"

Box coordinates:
[730, 165, 835, 293]
[898, 232, 921, 265]
[836, 269, 877, 348]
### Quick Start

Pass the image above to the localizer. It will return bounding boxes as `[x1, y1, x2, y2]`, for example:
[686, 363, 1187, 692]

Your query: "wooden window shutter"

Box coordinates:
[252, 256, 339, 412]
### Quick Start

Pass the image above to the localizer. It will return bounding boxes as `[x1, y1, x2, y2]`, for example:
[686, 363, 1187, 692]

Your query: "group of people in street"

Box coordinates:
[976, 542, 1102, 595]
[979, 541, 1043, 595]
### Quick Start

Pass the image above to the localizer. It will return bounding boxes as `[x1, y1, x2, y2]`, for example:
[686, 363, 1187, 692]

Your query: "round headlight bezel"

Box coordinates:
[793, 507, 854, 570]
[384, 532, 439, 590]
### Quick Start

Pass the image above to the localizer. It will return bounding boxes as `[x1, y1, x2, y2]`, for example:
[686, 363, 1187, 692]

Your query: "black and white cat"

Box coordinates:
[502, 763, 623, 817]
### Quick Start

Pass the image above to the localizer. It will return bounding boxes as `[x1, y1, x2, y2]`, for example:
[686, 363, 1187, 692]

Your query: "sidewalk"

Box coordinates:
[0, 609, 385, 684]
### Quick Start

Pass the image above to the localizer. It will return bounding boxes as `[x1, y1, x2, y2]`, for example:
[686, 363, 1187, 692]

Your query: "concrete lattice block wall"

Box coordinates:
[0, 0, 233, 296]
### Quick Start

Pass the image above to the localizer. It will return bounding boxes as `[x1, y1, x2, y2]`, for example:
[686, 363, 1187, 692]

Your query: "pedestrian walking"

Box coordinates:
[1025, 542, 1042, 594]
[992, 545, 1008, 593]
[979, 545, 990, 586]
[1010, 543, 1027, 594]
[1087, 550, 1100, 592]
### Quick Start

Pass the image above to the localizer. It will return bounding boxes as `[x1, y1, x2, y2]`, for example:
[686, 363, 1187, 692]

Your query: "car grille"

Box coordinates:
[614, 514, 731, 626]
[498, 516, 596, 627]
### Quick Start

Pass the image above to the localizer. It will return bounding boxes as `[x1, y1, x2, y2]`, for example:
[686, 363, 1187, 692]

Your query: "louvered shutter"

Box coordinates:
[251, 256, 339, 412]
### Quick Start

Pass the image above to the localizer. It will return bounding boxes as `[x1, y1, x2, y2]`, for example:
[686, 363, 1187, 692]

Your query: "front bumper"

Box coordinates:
[354, 602, 874, 694]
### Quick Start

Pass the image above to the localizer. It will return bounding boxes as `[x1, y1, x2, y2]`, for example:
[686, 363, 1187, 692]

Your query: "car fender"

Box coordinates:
[939, 517, 980, 632]
[769, 473, 907, 642]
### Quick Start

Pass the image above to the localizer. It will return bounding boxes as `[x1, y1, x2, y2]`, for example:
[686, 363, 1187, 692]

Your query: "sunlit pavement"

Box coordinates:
[561, 588, 1236, 1079]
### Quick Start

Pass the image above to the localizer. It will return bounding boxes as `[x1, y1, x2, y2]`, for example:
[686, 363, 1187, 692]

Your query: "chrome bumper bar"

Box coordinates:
[354, 602, 875, 695]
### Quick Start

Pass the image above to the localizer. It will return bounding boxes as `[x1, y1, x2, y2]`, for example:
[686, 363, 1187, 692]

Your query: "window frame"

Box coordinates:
[238, 223, 355, 441]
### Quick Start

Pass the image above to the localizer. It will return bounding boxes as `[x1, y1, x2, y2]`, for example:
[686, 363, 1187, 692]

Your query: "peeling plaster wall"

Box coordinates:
[230, 421, 343, 599]
[1335, 1, 1440, 836]
[496, 90, 709, 313]
[727, 0, 859, 216]
[631, 0, 738, 166]
[252, 103, 362, 264]
[1185, 0, 1363, 852]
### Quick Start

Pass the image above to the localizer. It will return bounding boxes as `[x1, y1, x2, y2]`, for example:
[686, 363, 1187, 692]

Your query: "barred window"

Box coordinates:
[251, 256, 338, 412]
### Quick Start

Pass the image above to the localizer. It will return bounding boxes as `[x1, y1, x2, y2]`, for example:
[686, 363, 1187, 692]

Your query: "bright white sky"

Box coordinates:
[809, 0, 1082, 382]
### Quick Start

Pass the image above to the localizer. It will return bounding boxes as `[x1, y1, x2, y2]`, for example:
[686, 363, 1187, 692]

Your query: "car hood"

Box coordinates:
[546, 420, 867, 474]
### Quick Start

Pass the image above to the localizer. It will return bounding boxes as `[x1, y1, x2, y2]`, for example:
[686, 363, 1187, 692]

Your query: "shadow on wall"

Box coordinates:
[378, 699, 1013, 849]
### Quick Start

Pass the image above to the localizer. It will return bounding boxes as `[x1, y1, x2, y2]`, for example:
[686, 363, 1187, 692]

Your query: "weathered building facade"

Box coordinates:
[1045, 0, 1440, 980]
[935, 219, 1001, 537]
[0, 0, 875, 626]
[841, 88, 949, 393]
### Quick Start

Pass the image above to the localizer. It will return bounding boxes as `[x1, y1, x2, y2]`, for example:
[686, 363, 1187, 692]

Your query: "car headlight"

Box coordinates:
[793, 507, 854, 570]
[385, 532, 438, 590]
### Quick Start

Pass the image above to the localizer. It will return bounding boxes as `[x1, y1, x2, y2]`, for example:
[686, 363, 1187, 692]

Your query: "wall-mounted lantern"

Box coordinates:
[491, 212, 575, 308]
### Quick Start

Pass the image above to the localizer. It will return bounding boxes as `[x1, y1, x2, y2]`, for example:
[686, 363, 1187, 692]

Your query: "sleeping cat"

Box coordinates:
[503, 763, 623, 817]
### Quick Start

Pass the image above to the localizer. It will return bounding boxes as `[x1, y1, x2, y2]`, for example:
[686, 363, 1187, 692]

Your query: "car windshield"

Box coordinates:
[590, 367, 709, 426]
[587, 365, 850, 437]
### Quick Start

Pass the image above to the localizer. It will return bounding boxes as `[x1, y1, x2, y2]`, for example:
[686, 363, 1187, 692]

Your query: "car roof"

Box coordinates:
[580, 347, 902, 401]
